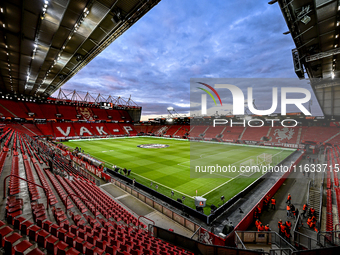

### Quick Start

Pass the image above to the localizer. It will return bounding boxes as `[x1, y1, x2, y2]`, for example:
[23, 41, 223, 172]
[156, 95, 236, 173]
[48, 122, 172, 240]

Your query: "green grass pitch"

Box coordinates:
[62, 137, 294, 215]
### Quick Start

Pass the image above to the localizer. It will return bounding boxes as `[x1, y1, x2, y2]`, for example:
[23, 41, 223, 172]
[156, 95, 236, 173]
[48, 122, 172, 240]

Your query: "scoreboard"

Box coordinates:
[100, 102, 113, 109]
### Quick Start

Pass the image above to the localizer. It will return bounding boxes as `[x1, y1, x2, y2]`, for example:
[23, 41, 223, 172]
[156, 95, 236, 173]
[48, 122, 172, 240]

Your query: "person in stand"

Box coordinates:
[254, 207, 259, 219]
[280, 223, 286, 238]
[278, 219, 283, 236]
[290, 204, 295, 218]
[255, 219, 261, 230]
[307, 217, 315, 228]
[264, 224, 271, 231]
[271, 197, 276, 210]
[311, 215, 317, 224]
[258, 224, 265, 232]
[309, 207, 315, 217]
[133, 178, 135, 186]
[286, 204, 291, 218]
[263, 196, 269, 211]
[285, 226, 291, 241]
[302, 204, 308, 218]
[256, 205, 262, 218]
[286, 193, 291, 205]
[294, 208, 299, 219]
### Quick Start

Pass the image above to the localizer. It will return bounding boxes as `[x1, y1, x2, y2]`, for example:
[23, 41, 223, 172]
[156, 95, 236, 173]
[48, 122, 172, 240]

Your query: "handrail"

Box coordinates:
[293, 213, 301, 234]
[65, 193, 97, 216]
[234, 232, 246, 249]
[191, 226, 201, 239]
[306, 179, 311, 205]
[317, 230, 340, 246]
[318, 171, 324, 230]
[335, 224, 340, 232]
[297, 230, 318, 242]
[235, 231, 296, 252]
[138, 215, 155, 234]
[3, 174, 50, 210]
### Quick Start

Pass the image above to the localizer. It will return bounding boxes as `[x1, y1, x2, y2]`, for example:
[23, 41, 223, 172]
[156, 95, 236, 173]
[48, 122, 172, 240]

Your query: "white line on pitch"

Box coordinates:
[94, 157, 194, 199]
[201, 175, 239, 197]
[131, 171, 194, 199]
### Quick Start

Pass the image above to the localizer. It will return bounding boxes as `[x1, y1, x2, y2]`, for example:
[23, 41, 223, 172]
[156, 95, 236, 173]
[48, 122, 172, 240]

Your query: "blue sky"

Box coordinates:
[56, 0, 322, 120]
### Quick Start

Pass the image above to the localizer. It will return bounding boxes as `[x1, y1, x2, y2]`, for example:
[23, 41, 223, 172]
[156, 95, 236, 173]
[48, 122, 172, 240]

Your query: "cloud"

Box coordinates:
[55, 0, 322, 119]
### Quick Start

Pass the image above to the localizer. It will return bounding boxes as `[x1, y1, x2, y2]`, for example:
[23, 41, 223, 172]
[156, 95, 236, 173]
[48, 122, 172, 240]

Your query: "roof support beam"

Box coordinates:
[305, 47, 340, 62]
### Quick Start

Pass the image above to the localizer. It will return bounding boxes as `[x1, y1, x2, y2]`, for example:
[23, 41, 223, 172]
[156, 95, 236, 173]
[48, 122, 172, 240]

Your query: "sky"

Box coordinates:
[54, 0, 323, 120]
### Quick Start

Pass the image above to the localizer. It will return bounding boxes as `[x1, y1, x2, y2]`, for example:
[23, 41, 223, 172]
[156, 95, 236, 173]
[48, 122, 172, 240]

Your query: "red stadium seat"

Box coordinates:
[3, 232, 22, 253]
[27, 248, 44, 255]
[13, 240, 33, 255]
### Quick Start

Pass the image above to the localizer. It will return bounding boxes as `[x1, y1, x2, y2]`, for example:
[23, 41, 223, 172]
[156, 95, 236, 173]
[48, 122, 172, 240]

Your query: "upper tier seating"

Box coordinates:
[221, 126, 244, 142]
[0, 99, 133, 122]
[57, 105, 79, 120]
[300, 126, 340, 144]
[164, 125, 181, 136]
[0, 100, 29, 118]
[174, 125, 190, 137]
[41, 103, 58, 119]
[204, 126, 225, 139]
[241, 126, 270, 142]
[25, 102, 46, 119]
[189, 126, 208, 138]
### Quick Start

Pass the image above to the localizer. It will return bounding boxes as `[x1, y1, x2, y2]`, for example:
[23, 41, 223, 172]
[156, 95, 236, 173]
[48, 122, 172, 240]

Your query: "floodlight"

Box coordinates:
[301, 15, 311, 25]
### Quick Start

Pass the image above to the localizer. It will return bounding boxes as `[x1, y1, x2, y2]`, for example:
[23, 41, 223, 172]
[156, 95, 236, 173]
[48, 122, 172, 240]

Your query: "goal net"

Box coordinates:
[257, 153, 272, 166]
[239, 158, 256, 177]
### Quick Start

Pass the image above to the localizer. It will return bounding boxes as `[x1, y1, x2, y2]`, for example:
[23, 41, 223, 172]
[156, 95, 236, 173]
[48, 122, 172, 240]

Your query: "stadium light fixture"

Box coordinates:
[332, 72, 335, 79]
[301, 15, 311, 25]
[283, 31, 290, 35]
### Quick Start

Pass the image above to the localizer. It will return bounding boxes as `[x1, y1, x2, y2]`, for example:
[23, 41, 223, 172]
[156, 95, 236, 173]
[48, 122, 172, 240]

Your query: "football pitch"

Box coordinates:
[62, 137, 295, 215]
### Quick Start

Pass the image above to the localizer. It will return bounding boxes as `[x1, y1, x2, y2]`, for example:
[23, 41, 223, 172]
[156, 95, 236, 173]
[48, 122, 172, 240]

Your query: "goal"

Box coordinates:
[257, 153, 272, 167]
[239, 158, 257, 176]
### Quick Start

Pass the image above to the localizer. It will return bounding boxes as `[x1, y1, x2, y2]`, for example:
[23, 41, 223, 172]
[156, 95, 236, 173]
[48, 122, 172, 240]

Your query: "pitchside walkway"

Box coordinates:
[100, 183, 194, 238]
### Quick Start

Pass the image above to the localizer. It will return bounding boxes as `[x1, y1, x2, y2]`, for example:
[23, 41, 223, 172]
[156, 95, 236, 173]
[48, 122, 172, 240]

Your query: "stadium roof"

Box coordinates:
[0, 0, 160, 99]
[277, 0, 340, 117]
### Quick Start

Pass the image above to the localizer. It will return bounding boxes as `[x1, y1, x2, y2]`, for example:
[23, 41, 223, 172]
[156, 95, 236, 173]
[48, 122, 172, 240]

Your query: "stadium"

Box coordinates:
[0, 0, 340, 254]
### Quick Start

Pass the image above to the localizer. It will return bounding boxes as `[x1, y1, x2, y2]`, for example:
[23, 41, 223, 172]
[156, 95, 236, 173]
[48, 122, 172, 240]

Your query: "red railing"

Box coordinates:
[3, 174, 50, 210]
[138, 215, 155, 234]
